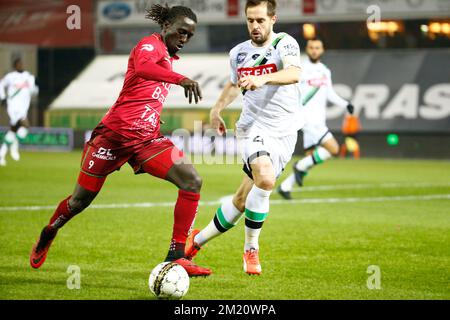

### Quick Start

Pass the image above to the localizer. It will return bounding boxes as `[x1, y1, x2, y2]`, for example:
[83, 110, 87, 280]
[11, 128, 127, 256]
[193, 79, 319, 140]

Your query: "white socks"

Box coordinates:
[195, 197, 243, 247]
[244, 185, 271, 251]
[280, 174, 296, 192]
[296, 155, 315, 172]
[194, 185, 273, 253]
[279, 147, 334, 192]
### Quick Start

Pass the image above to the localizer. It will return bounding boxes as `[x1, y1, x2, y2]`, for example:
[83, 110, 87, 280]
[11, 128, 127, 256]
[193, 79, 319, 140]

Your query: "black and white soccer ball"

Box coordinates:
[148, 262, 190, 300]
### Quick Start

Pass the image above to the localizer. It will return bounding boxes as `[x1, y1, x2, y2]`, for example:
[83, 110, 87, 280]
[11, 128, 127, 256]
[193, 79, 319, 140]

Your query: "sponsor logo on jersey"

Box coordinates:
[252, 54, 260, 60]
[14, 82, 30, 89]
[151, 137, 168, 144]
[264, 48, 273, 59]
[283, 44, 299, 56]
[237, 64, 278, 78]
[307, 75, 328, 87]
[237, 52, 248, 64]
[141, 104, 161, 126]
[141, 44, 155, 52]
[92, 147, 116, 161]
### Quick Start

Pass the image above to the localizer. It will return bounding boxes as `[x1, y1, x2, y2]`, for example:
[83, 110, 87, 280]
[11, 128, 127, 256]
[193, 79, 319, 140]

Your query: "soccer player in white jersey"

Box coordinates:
[185, 0, 303, 275]
[277, 39, 354, 200]
[0, 58, 38, 166]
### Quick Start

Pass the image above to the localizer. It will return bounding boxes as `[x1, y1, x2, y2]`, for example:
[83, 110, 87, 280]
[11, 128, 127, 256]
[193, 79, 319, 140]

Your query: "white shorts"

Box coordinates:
[302, 123, 333, 150]
[236, 126, 297, 179]
[7, 105, 29, 126]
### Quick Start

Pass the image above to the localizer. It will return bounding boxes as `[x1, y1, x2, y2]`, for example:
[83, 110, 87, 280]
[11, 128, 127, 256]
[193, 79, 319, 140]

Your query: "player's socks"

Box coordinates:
[0, 144, 7, 165]
[194, 197, 243, 247]
[10, 137, 20, 161]
[11, 127, 28, 161]
[16, 126, 28, 141]
[279, 174, 296, 192]
[165, 190, 200, 261]
[294, 147, 333, 186]
[165, 240, 186, 261]
[244, 185, 271, 251]
[295, 155, 314, 172]
[296, 147, 332, 172]
[48, 196, 76, 230]
[312, 146, 332, 164]
[0, 131, 15, 164]
[30, 196, 74, 269]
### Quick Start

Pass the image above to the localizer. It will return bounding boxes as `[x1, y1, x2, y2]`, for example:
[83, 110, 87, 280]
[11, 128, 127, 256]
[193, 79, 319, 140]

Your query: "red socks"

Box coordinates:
[165, 190, 200, 261]
[172, 190, 200, 244]
[49, 196, 75, 230]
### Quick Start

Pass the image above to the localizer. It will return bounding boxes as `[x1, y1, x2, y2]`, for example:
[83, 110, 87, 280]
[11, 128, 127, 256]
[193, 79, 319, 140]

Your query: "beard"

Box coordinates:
[308, 55, 321, 63]
[250, 30, 269, 45]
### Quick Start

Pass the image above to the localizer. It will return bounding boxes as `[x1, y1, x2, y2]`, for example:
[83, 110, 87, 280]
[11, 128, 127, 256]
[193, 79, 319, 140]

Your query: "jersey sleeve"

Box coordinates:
[277, 35, 301, 69]
[29, 74, 38, 96]
[326, 69, 348, 108]
[229, 47, 239, 85]
[134, 37, 186, 84]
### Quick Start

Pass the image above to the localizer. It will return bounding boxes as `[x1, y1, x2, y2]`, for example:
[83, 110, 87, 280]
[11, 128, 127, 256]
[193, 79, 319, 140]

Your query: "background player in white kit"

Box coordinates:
[0, 58, 38, 166]
[277, 39, 354, 200]
[184, 0, 303, 275]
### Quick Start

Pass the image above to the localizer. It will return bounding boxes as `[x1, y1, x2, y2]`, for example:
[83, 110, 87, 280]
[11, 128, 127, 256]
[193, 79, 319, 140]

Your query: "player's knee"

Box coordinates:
[330, 145, 340, 156]
[16, 127, 28, 140]
[254, 176, 276, 191]
[68, 196, 93, 214]
[181, 173, 202, 193]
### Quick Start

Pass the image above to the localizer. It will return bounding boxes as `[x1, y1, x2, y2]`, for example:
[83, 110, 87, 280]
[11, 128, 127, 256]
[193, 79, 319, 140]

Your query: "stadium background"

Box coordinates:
[0, 0, 449, 159]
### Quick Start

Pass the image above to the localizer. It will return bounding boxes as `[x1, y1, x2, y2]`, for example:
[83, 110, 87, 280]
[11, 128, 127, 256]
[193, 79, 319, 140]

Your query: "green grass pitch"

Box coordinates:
[0, 151, 449, 300]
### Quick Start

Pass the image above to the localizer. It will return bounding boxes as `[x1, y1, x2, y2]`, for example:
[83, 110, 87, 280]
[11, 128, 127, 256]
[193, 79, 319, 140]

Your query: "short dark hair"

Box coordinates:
[307, 38, 324, 46]
[12, 57, 22, 68]
[245, 0, 277, 17]
[145, 4, 197, 28]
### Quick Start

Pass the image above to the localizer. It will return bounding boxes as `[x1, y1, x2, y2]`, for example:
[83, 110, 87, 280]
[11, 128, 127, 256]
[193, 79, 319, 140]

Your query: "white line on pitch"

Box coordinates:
[0, 194, 449, 212]
[291, 182, 450, 192]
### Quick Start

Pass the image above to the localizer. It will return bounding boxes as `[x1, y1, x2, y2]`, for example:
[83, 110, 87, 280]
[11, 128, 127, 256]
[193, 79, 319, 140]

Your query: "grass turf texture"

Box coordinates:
[0, 152, 449, 300]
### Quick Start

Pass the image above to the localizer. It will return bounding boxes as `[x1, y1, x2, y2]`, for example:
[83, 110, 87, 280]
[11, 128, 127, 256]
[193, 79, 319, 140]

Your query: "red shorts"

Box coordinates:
[78, 124, 184, 192]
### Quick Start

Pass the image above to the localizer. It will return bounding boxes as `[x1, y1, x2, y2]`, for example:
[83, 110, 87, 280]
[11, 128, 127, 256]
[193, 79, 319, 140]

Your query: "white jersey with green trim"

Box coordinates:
[299, 59, 348, 127]
[0, 70, 38, 114]
[230, 32, 304, 138]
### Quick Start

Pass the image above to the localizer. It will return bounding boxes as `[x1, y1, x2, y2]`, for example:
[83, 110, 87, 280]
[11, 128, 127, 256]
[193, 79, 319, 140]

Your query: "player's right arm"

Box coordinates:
[326, 69, 353, 114]
[210, 48, 242, 135]
[210, 81, 241, 135]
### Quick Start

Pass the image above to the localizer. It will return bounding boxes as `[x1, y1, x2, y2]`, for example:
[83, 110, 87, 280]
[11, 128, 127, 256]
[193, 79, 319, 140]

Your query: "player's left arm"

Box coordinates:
[326, 70, 354, 114]
[239, 35, 301, 90]
[30, 74, 39, 97]
[240, 66, 300, 89]
[0, 75, 8, 105]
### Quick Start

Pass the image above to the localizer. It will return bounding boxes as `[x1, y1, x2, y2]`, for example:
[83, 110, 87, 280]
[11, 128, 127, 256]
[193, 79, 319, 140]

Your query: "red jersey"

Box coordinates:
[102, 33, 186, 140]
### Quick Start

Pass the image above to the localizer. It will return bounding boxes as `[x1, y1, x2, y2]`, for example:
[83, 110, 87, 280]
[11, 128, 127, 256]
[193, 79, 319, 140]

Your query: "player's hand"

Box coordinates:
[180, 78, 202, 104]
[347, 103, 354, 114]
[238, 75, 265, 91]
[210, 110, 227, 136]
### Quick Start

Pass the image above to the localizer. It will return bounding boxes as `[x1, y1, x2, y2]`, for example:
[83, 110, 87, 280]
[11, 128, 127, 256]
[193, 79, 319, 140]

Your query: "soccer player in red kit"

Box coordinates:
[30, 4, 211, 276]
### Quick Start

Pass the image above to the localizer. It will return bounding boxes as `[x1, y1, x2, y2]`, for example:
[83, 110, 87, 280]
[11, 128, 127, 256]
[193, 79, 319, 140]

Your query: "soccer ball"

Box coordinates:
[148, 262, 190, 300]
